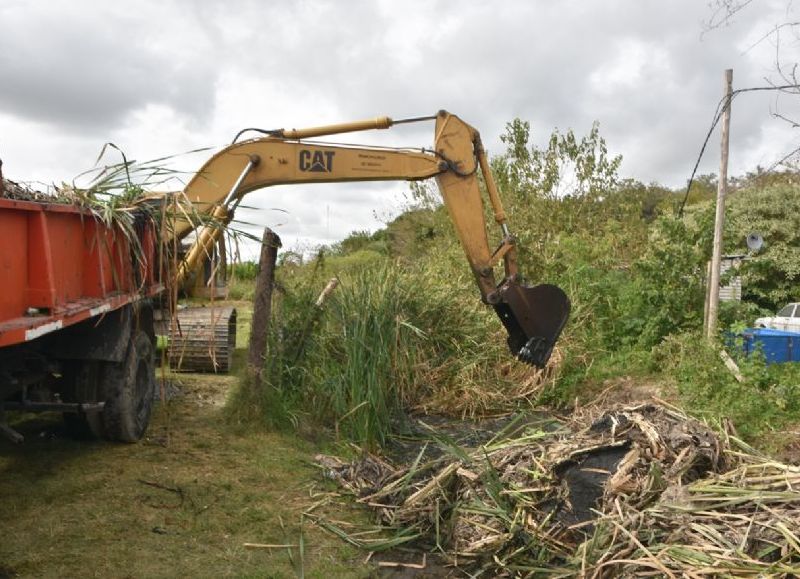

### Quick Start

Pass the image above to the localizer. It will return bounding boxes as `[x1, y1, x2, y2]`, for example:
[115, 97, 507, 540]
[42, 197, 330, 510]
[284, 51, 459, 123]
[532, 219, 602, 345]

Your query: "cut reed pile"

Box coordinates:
[0, 178, 61, 202]
[316, 403, 800, 577]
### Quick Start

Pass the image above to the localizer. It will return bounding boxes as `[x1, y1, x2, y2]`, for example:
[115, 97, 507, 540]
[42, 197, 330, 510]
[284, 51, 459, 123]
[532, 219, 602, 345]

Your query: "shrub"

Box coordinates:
[652, 331, 800, 438]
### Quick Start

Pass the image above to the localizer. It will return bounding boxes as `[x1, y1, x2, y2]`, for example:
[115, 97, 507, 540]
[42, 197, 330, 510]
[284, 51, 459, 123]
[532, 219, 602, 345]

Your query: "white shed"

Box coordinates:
[719, 254, 745, 302]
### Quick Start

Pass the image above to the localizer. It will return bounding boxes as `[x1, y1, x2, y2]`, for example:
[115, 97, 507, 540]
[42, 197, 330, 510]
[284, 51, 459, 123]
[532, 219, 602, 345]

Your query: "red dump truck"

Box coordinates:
[0, 196, 162, 443]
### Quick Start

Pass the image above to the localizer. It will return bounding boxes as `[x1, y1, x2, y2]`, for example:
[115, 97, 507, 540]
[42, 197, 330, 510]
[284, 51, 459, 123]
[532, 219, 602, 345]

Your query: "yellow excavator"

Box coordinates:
[163, 110, 570, 369]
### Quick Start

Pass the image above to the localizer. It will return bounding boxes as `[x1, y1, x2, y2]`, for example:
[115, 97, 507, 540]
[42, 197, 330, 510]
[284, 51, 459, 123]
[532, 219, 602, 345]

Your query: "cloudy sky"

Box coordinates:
[1, 0, 798, 257]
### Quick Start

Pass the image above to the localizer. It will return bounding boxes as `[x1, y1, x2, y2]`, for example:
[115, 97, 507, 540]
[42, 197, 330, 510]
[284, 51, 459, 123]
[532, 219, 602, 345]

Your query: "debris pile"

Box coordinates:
[0, 177, 53, 201]
[317, 404, 800, 576]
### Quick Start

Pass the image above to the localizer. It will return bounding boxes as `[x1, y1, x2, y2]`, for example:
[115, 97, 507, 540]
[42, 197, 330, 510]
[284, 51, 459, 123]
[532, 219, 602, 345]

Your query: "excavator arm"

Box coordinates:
[169, 110, 570, 367]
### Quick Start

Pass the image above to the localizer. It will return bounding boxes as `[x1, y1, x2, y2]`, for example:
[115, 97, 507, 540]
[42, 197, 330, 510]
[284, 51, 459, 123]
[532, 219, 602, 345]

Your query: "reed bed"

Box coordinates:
[259, 263, 558, 447]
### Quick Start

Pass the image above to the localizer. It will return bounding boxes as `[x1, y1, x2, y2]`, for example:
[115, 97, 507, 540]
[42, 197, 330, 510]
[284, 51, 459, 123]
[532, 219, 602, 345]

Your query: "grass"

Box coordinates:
[224, 223, 800, 458]
[251, 265, 419, 445]
[0, 420, 358, 578]
[0, 302, 375, 579]
[650, 331, 800, 441]
[0, 413, 373, 578]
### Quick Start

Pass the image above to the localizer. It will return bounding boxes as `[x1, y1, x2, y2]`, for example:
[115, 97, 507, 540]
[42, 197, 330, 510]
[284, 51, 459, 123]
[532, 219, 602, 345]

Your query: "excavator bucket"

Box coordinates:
[493, 282, 570, 368]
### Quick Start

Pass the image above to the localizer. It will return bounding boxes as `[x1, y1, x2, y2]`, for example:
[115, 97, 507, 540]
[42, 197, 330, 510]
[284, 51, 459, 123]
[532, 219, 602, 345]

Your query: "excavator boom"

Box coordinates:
[168, 111, 569, 368]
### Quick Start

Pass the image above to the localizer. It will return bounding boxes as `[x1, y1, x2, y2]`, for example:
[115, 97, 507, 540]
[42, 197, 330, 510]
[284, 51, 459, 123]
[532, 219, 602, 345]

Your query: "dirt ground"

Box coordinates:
[0, 306, 377, 579]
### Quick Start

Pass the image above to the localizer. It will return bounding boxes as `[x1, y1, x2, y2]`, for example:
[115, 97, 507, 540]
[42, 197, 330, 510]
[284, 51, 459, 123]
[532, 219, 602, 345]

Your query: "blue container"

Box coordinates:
[740, 328, 800, 364]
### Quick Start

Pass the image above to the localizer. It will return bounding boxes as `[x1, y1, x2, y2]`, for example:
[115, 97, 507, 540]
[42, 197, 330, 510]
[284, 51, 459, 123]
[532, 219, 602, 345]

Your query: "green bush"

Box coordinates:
[226, 277, 255, 300]
[652, 332, 800, 438]
[225, 261, 259, 300]
[228, 261, 259, 280]
[726, 181, 800, 309]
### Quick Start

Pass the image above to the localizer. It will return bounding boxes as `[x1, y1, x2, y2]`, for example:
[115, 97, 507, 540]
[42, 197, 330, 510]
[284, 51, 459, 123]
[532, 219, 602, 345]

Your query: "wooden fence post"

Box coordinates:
[248, 228, 282, 377]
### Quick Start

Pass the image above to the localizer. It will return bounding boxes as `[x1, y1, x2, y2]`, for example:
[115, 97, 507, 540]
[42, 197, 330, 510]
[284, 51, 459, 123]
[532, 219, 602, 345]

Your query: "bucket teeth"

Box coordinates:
[517, 336, 548, 366]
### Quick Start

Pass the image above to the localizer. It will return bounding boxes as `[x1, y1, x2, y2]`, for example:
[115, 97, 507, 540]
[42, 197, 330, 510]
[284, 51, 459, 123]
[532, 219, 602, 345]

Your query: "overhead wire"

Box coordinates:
[677, 83, 800, 218]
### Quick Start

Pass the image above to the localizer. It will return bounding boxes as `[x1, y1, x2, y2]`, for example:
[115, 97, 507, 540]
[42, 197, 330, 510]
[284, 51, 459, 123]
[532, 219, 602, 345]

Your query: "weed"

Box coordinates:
[652, 331, 800, 438]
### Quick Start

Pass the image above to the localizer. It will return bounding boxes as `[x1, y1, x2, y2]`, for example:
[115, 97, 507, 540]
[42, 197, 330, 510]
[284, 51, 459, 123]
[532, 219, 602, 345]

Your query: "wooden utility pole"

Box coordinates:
[706, 68, 733, 340]
[703, 259, 712, 332]
[248, 228, 282, 377]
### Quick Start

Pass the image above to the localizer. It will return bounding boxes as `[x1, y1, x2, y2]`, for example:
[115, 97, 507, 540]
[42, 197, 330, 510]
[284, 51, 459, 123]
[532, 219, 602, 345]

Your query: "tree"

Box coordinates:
[726, 179, 800, 308]
[493, 118, 622, 201]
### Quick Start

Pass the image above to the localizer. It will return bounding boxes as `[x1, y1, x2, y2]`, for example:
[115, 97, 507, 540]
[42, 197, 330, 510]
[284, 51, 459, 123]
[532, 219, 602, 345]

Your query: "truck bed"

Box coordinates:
[0, 197, 162, 348]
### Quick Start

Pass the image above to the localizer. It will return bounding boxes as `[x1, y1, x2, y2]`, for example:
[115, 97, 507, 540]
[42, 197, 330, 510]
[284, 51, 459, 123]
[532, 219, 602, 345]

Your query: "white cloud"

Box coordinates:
[590, 39, 673, 96]
[2, 0, 799, 257]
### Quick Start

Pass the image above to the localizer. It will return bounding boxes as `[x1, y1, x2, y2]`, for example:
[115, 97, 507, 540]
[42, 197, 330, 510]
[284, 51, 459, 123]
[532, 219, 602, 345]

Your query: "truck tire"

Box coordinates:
[101, 329, 156, 442]
[62, 360, 107, 439]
